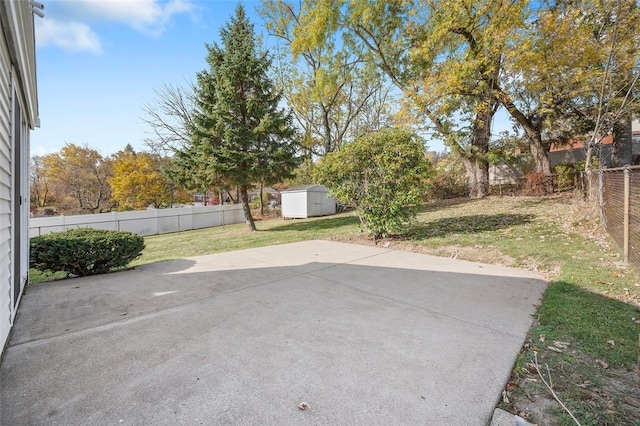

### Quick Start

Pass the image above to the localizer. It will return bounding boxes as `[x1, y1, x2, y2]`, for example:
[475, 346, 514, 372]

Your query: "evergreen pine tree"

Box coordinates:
[178, 4, 300, 231]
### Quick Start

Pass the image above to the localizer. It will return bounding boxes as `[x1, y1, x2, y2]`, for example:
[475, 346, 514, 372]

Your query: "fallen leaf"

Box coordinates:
[596, 359, 609, 369]
[622, 397, 640, 408]
[606, 340, 615, 346]
[547, 346, 564, 353]
[120, 312, 128, 316]
[502, 390, 510, 404]
[298, 402, 311, 411]
[553, 341, 570, 349]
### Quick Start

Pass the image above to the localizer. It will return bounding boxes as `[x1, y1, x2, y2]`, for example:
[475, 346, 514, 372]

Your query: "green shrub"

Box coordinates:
[553, 162, 577, 190]
[426, 166, 468, 200]
[30, 228, 145, 277]
[314, 128, 432, 239]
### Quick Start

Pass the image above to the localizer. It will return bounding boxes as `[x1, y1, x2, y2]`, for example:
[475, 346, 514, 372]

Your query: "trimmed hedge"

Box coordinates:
[30, 228, 145, 277]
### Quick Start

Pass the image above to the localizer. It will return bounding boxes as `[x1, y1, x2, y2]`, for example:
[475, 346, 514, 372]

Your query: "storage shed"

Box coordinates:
[281, 185, 336, 219]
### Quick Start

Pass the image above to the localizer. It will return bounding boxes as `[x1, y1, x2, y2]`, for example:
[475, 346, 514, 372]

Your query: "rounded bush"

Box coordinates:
[30, 228, 145, 277]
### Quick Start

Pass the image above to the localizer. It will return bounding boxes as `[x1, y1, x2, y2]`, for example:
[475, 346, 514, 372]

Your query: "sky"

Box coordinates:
[32, 0, 512, 158]
[32, 0, 268, 157]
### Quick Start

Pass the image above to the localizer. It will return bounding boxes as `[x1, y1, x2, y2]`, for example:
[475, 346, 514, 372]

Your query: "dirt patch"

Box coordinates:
[499, 338, 640, 425]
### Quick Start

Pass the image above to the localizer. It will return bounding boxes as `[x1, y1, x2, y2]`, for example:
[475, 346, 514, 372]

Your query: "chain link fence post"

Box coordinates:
[623, 167, 630, 263]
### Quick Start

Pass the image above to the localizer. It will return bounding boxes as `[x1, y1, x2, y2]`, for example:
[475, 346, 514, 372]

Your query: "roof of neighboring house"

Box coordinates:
[549, 135, 614, 152]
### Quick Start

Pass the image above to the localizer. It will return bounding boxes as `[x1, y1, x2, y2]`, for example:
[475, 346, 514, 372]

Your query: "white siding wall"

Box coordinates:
[320, 191, 336, 216]
[281, 187, 336, 219]
[0, 0, 38, 354]
[281, 192, 308, 219]
[0, 26, 13, 351]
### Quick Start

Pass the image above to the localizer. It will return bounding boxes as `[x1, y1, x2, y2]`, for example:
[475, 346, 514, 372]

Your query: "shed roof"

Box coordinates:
[281, 184, 329, 193]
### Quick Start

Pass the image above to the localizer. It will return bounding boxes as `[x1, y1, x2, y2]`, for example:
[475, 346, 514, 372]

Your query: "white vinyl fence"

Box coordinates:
[29, 204, 245, 238]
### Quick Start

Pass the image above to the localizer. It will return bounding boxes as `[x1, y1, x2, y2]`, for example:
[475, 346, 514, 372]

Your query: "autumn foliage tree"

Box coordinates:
[259, 0, 395, 156]
[277, 0, 527, 197]
[109, 149, 190, 210]
[43, 144, 113, 214]
[30, 154, 56, 208]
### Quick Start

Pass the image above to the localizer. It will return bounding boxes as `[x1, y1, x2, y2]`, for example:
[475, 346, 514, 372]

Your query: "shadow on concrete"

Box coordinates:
[1, 241, 546, 426]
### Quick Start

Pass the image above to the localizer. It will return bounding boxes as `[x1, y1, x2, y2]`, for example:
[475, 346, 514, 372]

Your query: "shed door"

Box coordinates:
[309, 191, 321, 217]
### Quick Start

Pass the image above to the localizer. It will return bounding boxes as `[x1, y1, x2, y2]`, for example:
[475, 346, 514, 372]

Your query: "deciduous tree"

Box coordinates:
[287, 0, 525, 198]
[498, 0, 640, 174]
[109, 150, 189, 210]
[141, 82, 197, 155]
[30, 155, 56, 208]
[44, 144, 113, 214]
[259, 0, 395, 156]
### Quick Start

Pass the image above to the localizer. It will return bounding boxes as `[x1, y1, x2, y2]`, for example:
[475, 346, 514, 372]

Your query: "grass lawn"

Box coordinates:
[30, 194, 640, 424]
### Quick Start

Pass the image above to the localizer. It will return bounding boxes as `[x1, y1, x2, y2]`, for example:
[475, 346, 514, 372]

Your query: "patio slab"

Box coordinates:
[0, 240, 546, 425]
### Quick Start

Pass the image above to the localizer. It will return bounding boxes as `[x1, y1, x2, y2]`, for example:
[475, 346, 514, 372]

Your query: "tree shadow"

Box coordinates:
[269, 215, 359, 232]
[421, 197, 477, 213]
[407, 213, 535, 239]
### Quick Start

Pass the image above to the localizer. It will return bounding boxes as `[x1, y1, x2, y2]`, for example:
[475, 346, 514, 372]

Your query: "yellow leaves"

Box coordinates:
[291, 0, 342, 55]
[109, 153, 169, 210]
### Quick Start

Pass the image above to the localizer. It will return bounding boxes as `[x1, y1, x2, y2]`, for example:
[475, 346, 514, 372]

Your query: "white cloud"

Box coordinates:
[75, 0, 195, 36]
[36, 19, 102, 54]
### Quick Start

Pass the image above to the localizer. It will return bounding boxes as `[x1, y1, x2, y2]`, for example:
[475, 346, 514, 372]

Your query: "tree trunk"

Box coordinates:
[496, 85, 552, 175]
[529, 135, 551, 175]
[475, 160, 489, 197]
[461, 157, 489, 198]
[225, 189, 238, 204]
[240, 185, 257, 232]
[259, 182, 265, 216]
[610, 117, 632, 168]
[466, 100, 492, 199]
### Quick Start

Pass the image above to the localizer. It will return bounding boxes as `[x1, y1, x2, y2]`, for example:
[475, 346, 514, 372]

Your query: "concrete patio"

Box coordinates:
[0, 240, 546, 425]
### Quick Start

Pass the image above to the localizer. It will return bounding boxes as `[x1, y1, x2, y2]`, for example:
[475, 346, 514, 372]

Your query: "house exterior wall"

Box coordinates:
[489, 164, 524, 184]
[0, 0, 38, 354]
[0, 17, 13, 353]
[549, 145, 613, 168]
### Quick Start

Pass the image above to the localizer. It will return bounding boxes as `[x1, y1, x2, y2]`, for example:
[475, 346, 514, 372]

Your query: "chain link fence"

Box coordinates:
[592, 166, 640, 269]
